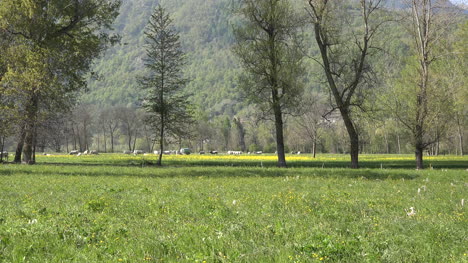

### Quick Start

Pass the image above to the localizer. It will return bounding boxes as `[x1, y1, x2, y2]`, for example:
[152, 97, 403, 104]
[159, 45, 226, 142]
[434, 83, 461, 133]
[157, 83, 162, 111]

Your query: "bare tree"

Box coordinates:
[115, 106, 142, 152]
[306, 0, 386, 168]
[389, 0, 460, 169]
[99, 107, 120, 153]
[293, 92, 329, 158]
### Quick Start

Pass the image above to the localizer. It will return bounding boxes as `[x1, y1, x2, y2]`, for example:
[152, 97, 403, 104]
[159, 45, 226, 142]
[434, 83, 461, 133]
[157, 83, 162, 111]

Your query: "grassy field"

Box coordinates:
[0, 154, 467, 262]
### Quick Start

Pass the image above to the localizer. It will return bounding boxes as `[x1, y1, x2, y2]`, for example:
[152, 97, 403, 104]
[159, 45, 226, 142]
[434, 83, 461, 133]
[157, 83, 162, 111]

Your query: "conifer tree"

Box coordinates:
[139, 5, 193, 166]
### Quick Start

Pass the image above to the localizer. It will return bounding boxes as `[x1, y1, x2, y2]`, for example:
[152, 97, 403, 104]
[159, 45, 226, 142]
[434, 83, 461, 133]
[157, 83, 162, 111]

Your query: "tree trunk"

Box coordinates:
[83, 122, 88, 152]
[72, 125, 77, 150]
[312, 130, 317, 158]
[384, 133, 389, 154]
[127, 129, 132, 152]
[32, 127, 37, 163]
[65, 133, 69, 153]
[22, 128, 35, 164]
[22, 96, 38, 165]
[157, 118, 164, 166]
[14, 127, 26, 163]
[341, 110, 359, 169]
[415, 145, 424, 170]
[110, 129, 114, 153]
[132, 135, 137, 152]
[414, 122, 425, 169]
[457, 115, 464, 156]
[397, 134, 401, 154]
[273, 103, 287, 168]
[0, 136, 5, 163]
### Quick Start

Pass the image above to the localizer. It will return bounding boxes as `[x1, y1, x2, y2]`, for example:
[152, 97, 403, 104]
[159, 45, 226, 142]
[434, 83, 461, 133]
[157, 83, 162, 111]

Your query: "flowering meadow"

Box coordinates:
[0, 154, 467, 262]
[35, 153, 468, 169]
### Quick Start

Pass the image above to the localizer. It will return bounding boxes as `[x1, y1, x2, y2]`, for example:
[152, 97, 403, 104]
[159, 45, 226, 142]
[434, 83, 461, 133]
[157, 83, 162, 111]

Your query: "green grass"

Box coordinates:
[0, 156, 467, 262]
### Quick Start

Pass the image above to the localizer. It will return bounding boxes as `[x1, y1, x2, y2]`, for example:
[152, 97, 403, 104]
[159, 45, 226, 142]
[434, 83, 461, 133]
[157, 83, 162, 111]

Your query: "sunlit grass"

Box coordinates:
[0, 156, 467, 262]
[36, 153, 468, 169]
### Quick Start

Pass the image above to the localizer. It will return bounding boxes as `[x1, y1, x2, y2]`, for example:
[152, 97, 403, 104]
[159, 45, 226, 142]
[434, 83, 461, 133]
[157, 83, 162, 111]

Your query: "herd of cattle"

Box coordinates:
[0, 149, 302, 161]
[66, 149, 271, 156]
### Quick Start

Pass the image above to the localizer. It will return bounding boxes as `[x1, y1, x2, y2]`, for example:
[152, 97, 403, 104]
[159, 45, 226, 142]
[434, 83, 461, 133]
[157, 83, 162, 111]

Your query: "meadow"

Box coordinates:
[0, 154, 467, 262]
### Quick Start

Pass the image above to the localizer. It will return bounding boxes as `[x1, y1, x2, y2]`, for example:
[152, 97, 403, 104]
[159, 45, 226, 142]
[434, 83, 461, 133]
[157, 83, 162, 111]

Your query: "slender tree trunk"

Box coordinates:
[157, 117, 164, 166]
[151, 140, 156, 153]
[83, 122, 88, 151]
[312, 134, 317, 159]
[72, 126, 77, 150]
[273, 103, 287, 168]
[397, 134, 401, 154]
[0, 136, 5, 163]
[103, 130, 107, 153]
[132, 135, 137, 152]
[32, 126, 37, 163]
[384, 133, 389, 154]
[65, 133, 69, 153]
[457, 115, 464, 156]
[77, 125, 83, 152]
[110, 129, 114, 153]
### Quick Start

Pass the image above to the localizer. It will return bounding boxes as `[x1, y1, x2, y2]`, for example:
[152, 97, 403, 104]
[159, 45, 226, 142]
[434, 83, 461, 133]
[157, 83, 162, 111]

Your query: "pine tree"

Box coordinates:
[139, 5, 193, 166]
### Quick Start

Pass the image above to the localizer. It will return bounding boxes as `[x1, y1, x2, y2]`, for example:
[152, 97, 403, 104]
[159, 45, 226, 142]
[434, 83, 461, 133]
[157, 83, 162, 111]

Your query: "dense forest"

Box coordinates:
[1, 0, 467, 168]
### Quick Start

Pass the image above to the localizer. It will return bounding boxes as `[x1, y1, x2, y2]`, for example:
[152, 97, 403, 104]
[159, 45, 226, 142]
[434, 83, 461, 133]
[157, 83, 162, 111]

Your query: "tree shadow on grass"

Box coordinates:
[0, 164, 420, 180]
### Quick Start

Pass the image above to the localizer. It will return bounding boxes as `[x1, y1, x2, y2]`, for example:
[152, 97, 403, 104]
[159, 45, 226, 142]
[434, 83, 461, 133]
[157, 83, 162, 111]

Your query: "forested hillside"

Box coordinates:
[1, 0, 466, 165]
[83, 0, 243, 116]
[83, 0, 463, 113]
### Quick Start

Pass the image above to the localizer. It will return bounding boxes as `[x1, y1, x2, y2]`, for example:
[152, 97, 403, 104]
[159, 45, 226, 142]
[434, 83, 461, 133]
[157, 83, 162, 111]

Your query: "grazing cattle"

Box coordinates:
[69, 150, 79, 155]
[180, 148, 191, 155]
[83, 150, 89, 155]
[123, 150, 132, 154]
[133, 150, 145, 155]
[255, 151, 263, 154]
[163, 151, 171, 155]
[210, 150, 218, 154]
[228, 150, 243, 155]
[0, 151, 8, 162]
[89, 150, 99, 155]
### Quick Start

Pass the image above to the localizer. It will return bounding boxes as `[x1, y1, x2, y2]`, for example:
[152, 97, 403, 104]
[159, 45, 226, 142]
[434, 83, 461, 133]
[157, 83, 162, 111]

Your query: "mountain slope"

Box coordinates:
[83, 0, 241, 116]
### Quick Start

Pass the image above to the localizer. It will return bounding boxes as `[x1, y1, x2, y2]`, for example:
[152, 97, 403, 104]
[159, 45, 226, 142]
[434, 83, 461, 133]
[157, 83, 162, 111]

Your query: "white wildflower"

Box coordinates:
[406, 207, 416, 217]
